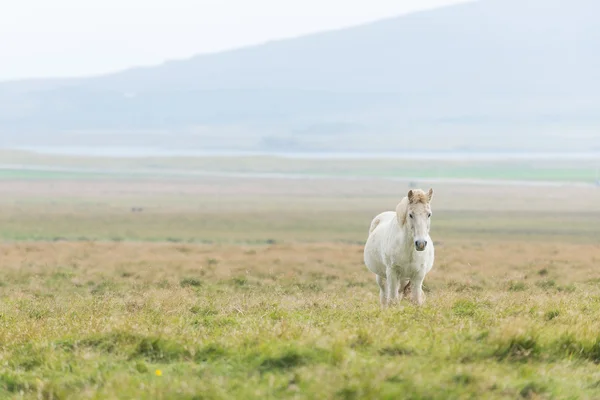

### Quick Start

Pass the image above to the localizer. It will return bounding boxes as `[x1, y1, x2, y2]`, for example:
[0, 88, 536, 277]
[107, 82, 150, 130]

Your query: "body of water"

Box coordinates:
[5, 146, 600, 161]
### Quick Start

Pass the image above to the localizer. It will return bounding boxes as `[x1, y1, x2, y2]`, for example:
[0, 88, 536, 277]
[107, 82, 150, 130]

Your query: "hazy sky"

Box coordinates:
[1, 0, 467, 81]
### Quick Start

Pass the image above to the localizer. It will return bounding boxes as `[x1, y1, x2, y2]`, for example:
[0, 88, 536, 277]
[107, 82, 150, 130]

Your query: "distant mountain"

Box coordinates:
[1, 0, 599, 152]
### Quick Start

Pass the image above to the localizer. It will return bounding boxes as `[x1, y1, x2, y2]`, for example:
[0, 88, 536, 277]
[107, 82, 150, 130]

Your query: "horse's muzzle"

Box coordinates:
[415, 240, 427, 251]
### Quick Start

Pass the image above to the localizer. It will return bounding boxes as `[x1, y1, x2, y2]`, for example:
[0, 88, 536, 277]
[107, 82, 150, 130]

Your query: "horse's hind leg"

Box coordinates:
[376, 275, 386, 308]
[401, 279, 411, 300]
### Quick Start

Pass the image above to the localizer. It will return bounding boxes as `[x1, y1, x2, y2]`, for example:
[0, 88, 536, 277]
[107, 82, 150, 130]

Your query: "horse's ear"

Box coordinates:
[427, 188, 434, 202]
[407, 190, 414, 203]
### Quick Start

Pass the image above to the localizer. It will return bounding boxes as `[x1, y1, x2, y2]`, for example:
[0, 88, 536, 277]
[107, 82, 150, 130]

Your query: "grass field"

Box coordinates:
[1, 176, 600, 399]
[1, 149, 599, 183]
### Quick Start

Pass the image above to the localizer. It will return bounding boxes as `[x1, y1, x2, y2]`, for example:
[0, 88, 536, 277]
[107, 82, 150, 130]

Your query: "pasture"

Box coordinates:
[1, 176, 600, 399]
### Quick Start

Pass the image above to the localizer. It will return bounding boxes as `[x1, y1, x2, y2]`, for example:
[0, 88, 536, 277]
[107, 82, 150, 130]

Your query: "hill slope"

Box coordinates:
[1, 0, 599, 152]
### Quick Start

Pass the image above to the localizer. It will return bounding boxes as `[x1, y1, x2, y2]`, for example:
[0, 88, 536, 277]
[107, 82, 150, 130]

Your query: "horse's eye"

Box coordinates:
[428, 213, 432, 218]
[409, 213, 414, 219]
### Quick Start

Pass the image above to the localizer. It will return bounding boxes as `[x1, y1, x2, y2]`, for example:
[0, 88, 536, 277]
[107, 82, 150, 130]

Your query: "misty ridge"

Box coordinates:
[0, 0, 599, 153]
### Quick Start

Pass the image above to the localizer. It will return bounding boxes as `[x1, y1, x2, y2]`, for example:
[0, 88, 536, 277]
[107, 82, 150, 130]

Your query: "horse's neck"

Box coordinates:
[391, 217, 414, 248]
[385, 221, 416, 263]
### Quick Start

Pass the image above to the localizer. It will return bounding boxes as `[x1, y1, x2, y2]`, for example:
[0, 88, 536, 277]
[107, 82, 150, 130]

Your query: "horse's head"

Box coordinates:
[401, 188, 434, 251]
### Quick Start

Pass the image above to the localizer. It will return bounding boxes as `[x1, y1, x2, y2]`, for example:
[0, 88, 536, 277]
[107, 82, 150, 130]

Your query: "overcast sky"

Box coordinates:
[1, 0, 468, 81]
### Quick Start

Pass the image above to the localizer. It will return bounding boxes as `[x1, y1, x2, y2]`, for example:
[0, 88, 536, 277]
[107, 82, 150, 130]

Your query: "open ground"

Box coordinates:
[1, 175, 600, 399]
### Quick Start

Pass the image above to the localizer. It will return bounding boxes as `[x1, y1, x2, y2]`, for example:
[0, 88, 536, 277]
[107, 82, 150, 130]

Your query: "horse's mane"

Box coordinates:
[395, 197, 410, 226]
[395, 189, 431, 226]
[409, 189, 430, 205]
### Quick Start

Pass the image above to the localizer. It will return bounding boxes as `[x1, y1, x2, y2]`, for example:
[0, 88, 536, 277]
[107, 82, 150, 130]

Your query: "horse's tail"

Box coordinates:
[368, 217, 382, 235]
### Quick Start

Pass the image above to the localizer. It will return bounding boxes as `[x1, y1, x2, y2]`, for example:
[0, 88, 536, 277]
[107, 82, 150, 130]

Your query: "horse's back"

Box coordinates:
[364, 211, 396, 275]
[368, 211, 396, 234]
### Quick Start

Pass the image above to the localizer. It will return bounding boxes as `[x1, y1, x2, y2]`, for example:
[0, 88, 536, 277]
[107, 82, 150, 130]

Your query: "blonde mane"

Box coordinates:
[395, 197, 409, 226]
[408, 189, 430, 204]
[395, 189, 432, 226]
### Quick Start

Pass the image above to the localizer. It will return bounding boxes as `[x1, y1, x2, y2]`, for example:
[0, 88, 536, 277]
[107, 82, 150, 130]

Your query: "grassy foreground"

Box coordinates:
[0, 178, 600, 399]
[2, 241, 600, 399]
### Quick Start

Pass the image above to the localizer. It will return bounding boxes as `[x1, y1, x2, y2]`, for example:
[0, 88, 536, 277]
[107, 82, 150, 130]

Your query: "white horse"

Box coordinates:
[363, 188, 435, 307]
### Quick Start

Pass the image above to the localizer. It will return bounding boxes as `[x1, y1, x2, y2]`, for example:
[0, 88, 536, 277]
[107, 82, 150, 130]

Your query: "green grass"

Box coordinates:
[1, 244, 600, 399]
[0, 177, 599, 398]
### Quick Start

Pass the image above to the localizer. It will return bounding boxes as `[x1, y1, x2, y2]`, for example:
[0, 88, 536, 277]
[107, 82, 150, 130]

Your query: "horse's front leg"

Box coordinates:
[386, 269, 401, 306]
[410, 275, 426, 306]
[376, 275, 387, 308]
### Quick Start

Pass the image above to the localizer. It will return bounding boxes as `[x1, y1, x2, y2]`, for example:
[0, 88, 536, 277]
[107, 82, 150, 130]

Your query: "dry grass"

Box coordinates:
[0, 179, 599, 244]
[1, 240, 600, 399]
[1, 178, 600, 399]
